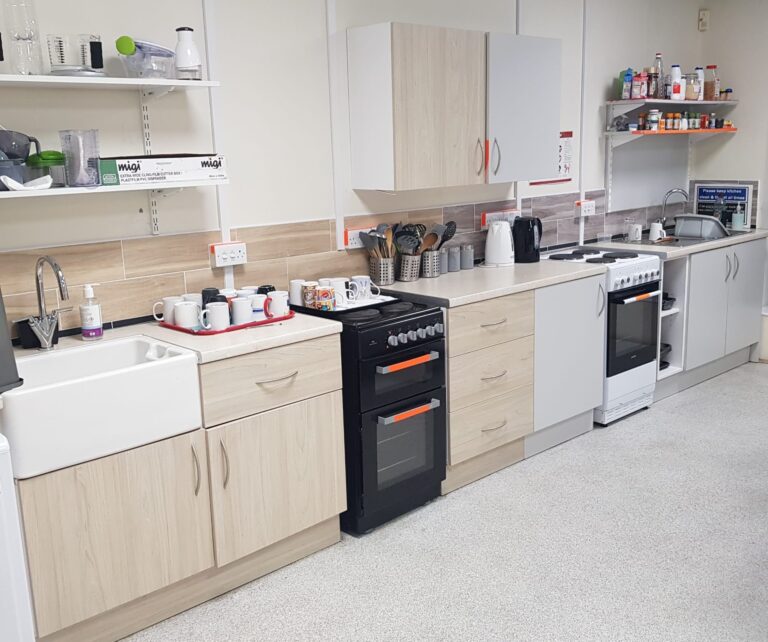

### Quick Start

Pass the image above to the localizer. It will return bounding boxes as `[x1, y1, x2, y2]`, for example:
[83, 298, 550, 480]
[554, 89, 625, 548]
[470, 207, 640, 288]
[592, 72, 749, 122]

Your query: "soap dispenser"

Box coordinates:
[80, 283, 103, 341]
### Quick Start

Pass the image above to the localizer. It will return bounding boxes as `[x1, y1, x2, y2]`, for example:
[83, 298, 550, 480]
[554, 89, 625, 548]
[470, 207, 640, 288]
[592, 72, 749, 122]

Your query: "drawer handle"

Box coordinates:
[376, 351, 440, 374]
[378, 399, 441, 425]
[253, 370, 299, 385]
[481, 420, 508, 433]
[191, 445, 201, 497]
[481, 370, 508, 382]
[220, 439, 230, 490]
[480, 318, 507, 328]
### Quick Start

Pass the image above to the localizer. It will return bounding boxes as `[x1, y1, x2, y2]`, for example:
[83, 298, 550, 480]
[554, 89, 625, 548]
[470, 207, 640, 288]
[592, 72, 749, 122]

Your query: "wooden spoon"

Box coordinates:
[385, 227, 394, 258]
[418, 232, 439, 254]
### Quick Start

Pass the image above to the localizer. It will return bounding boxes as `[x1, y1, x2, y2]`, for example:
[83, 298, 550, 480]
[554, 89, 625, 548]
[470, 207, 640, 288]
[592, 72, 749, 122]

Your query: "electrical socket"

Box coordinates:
[576, 200, 596, 218]
[698, 9, 710, 32]
[209, 241, 248, 268]
[479, 208, 520, 230]
[343, 228, 368, 250]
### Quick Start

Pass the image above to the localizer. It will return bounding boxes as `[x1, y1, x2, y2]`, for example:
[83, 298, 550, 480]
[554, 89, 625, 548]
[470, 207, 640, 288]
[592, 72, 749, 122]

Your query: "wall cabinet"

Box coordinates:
[534, 275, 605, 431]
[487, 33, 561, 183]
[686, 240, 766, 370]
[347, 23, 561, 190]
[207, 392, 347, 567]
[18, 431, 214, 638]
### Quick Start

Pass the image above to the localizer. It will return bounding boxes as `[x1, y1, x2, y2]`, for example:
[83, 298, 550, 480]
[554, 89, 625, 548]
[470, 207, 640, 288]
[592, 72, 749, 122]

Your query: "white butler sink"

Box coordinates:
[0, 336, 201, 479]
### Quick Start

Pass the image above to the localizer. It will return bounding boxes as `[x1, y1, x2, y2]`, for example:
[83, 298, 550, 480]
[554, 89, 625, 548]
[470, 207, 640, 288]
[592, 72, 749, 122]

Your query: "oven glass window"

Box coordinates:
[608, 287, 659, 377]
[376, 406, 435, 491]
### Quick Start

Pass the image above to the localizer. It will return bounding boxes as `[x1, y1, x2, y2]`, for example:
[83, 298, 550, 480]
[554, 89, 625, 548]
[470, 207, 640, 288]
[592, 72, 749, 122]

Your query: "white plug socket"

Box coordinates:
[576, 200, 596, 218]
[209, 241, 248, 268]
[698, 9, 710, 32]
[479, 208, 520, 230]
[344, 228, 369, 250]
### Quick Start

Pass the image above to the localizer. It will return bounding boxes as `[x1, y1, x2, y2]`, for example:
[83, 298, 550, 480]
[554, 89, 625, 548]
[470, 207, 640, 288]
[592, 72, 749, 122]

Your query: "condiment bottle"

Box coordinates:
[654, 53, 665, 98]
[670, 65, 683, 100]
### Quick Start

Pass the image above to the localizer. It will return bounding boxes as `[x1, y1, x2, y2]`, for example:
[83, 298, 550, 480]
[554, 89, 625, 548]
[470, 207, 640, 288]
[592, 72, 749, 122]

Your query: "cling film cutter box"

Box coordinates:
[98, 154, 227, 186]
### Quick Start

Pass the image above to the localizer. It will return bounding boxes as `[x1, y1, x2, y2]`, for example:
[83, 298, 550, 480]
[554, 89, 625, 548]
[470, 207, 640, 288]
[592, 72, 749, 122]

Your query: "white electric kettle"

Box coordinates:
[483, 221, 514, 267]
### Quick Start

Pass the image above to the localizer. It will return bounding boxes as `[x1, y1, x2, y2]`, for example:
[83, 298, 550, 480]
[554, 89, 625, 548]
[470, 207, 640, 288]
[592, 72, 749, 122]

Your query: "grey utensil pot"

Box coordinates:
[397, 254, 421, 282]
[422, 250, 440, 278]
[370, 257, 395, 286]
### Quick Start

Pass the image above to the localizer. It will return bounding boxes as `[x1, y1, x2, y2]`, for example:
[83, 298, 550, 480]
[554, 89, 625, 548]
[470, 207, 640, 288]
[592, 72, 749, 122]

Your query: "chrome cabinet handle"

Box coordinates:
[220, 439, 230, 489]
[733, 252, 740, 279]
[475, 138, 484, 176]
[598, 283, 606, 317]
[254, 370, 299, 385]
[481, 370, 508, 382]
[191, 445, 201, 497]
[492, 138, 501, 176]
[480, 318, 507, 328]
[725, 254, 732, 282]
[481, 420, 508, 433]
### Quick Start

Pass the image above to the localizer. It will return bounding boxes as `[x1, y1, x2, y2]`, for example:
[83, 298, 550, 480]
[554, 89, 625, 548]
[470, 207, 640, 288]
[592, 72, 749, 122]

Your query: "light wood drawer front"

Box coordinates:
[448, 291, 534, 356]
[449, 384, 533, 464]
[449, 335, 533, 411]
[200, 335, 342, 427]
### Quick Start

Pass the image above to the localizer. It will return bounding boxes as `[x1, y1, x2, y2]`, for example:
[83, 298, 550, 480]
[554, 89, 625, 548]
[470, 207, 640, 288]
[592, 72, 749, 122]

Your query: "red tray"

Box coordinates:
[159, 310, 295, 335]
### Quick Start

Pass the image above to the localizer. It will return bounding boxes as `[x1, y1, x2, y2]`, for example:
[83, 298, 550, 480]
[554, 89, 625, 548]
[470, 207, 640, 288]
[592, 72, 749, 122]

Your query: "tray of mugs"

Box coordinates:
[159, 310, 295, 336]
[290, 274, 395, 314]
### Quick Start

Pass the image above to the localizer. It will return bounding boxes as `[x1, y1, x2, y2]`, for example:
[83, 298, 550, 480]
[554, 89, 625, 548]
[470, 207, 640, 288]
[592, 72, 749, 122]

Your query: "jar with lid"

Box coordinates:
[700, 113, 709, 129]
[638, 112, 647, 130]
[647, 67, 659, 99]
[674, 113, 681, 130]
[704, 64, 720, 100]
[680, 111, 689, 130]
[666, 112, 675, 130]
[684, 73, 700, 100]
[648, 109, 661, 131]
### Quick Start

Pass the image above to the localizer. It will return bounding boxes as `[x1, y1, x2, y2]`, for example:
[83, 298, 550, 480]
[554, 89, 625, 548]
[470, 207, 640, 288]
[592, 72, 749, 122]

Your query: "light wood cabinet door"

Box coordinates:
[18, 431, 214, 637]
[726, 239, 767, 354]
[392, 23, 486, 190]
[686, 247, 729, 369]
[207, 392, 346, 567]
[534, 275, 605, 431]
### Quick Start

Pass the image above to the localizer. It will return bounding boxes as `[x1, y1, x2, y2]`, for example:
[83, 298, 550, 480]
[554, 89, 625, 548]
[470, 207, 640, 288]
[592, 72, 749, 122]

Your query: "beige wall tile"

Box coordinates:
[2, 290, 58, 338]
[58, 274, 185, 330]
[0, 242, 124, 295]
[287, 250, 368, 283]
[232, 258, 289, 290]
[344, 212, 406, 230]
[406, 208, 443, 229]
[184, 267, 226, 294]
[233, 220, 331, 262]
[122, 232, 221, 279]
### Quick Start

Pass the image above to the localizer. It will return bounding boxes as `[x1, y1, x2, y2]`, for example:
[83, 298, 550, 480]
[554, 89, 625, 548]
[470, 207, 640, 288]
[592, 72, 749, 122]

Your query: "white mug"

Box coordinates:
[251, 293, 267, 310]
[289, 279, 304, 306]
[236, 288, 256, 299]
[219, 288, 238, 300]
[649, 222, 667, 242]
[628, 223, 643, 242]
[351, 275, 381, 300]
[264, 290, 290, 318]
[174, 301, 201, 329]
[153, 295, 183, 323]
[330, 278, 358, 306]
[232, 297, 253, 326]
[182, 293, 203, 309]
[318, 277, 333, 287]
[200, 302, 230, 331]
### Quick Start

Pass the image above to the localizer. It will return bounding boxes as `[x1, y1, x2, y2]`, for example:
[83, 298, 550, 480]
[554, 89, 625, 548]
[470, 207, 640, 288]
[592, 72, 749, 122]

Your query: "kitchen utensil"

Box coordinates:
[289, 279, 304, 306]
[0, 130, 40, 161]
[174, 26, 202, 80]
[421, 250, 440, 278]
[375, 223, 389, 235]
[351, 275, 381, 299]
[2, 0, 43, 75]
[430, 223, 446, 241]
[513, 216, 543, 263]
[369, 257, 395, 286]
[397, 255, 421, 282]
[153, 296, 184, 324]
[385, 226, 394, 258]
[395, 231, 420, 255]
[231, 297, 253, 326]
[173, 301, 201, 329]
[628, 223, 643, 242]
[25, 150, 65, 186]
[46, 34, 102, 72]
[439, 221, 457, 249]
[264, 290, 290, 317]
[359, 231, 381, 258]
[116, 35, 175, 79]
[200, 302, 230, 331]
[649, 222, 667, 242]
[59, 129, 100, 186]
[484, 221, 514, 266]
[0, 168, 42, 191]
[418, 232, 439, 254]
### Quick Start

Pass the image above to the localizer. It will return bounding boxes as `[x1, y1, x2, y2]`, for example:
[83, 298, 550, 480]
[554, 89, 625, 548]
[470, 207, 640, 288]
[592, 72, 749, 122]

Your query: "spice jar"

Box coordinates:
[666, 112, 675, 130]
[684, 73, 699, 100]
[648, 109, 661, 131]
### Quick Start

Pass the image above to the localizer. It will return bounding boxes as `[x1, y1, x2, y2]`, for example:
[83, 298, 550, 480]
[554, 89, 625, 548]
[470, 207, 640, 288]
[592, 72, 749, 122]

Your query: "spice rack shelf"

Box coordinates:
[605, 127, 738, 149]
[0, 179, 228, 200]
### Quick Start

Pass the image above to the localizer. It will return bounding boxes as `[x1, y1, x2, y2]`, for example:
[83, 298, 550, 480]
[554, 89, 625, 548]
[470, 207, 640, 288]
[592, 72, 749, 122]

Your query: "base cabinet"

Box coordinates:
[19, 431, 214, 638]
[207, 392, 347, 567]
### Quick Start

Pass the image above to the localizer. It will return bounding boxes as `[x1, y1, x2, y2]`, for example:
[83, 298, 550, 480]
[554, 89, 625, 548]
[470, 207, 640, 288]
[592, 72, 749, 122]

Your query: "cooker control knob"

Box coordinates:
[397, 332, 408, 345]
[387, 335, 399, 347]
[426, 325, 436, 337]
[614, 279, 621, 289]
[407, 330, 418, 341]
[417, 327, 427, 339]
[435, 323, 444, 334]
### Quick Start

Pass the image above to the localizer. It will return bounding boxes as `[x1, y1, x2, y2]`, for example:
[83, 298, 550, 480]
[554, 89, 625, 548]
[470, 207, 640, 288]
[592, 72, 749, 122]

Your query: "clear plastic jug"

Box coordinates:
[2, 0, 43, 74]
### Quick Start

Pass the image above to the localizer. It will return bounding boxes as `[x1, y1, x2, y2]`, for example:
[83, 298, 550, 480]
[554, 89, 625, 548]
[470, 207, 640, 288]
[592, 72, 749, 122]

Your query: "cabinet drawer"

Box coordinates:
[448, 291, 534, 356]
[449, 385, 533, 464]
[449, 335, 533, 411]
[200, 335, 342, 427]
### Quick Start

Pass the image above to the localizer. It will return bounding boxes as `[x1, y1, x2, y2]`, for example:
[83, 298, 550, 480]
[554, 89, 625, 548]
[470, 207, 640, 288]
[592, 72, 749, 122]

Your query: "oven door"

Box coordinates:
[607, 281, 660, 377]
[360, 388, 446, 516]
[359, 339, 445, 413]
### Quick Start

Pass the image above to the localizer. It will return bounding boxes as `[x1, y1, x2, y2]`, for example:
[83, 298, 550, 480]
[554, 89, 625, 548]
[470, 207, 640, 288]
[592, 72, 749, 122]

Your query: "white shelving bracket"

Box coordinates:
[139, 89, 161, 235]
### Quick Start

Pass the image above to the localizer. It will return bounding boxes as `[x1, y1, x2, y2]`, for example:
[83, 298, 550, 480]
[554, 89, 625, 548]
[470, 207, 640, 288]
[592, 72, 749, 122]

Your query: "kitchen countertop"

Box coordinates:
[9, 312, 343, 365]
[382, 261, 607, 307]
[590, 229, 768, 259]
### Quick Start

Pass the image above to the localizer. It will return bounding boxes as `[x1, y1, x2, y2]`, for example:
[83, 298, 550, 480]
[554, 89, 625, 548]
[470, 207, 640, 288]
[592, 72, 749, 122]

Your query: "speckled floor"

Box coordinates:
[126, 363, 768, 642]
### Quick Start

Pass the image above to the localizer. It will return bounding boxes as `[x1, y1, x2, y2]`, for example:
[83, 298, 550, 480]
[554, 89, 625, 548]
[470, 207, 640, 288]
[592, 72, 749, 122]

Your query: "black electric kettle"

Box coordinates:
[512, 216, 543, 263]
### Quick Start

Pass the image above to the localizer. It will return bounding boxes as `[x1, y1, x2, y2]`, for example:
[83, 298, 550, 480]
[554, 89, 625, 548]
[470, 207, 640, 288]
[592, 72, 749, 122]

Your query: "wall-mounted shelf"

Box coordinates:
[661, 307, 680, 318]
[0, 74, 219, 97]
[0, 179, 228, 200]
[607, 98, 738, 119]
[605, 128, 737, 149]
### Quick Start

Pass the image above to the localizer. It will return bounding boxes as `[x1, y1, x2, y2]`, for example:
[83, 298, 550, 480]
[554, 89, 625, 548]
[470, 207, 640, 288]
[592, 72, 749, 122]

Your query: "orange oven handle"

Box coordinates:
[618, 291, 660, 305]
[376, 351, 440, 375]
[378, 399, 441, 426]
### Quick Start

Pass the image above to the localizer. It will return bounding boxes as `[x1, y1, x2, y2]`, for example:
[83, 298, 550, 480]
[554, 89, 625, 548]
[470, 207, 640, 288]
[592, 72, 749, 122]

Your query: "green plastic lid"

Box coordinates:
[27, 150, 65, 168]
[115, 35, 137, 56]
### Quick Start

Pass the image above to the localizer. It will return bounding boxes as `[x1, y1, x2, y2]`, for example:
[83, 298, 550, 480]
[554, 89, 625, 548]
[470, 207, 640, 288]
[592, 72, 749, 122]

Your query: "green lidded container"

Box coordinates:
[26, 150, 66, 186]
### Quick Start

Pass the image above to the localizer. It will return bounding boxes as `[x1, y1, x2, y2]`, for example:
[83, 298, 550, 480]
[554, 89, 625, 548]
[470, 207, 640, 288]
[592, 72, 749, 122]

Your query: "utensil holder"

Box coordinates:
[422, 250, 440, 278]
[397, 254, 421, 282]
[370, 257, 395, 286]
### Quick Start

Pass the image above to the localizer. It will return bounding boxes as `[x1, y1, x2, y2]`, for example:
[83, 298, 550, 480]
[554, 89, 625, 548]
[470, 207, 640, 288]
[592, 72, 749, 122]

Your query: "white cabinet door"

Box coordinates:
[534, 275, 605, 431]
[686, 247, 729, 369]
[726, 239, 767, 354]
[487, 33, 561, 184]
